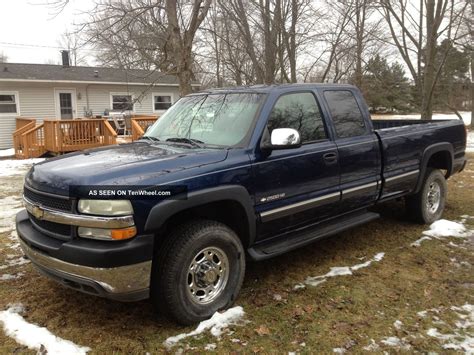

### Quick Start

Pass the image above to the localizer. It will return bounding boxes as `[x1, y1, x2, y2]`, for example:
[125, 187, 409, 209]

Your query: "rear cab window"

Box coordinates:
[324, 90, 367, 138]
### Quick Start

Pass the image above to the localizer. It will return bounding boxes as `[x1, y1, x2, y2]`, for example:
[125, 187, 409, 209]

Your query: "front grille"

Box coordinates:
[28, 212, 72, 240]
[24, 186, 73, 212]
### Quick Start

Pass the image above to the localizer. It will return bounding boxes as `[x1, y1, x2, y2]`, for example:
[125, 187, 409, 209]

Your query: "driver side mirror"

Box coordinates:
[261, 128, 301, 150]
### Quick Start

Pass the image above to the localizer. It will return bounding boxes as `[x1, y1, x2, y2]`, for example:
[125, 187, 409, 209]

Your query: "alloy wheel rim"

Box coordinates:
[186, 246, 229, 304]
[426, 181, 441, 214]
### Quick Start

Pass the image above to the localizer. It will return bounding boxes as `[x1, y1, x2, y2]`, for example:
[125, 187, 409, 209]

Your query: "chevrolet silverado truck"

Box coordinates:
[16, 84, 467, 325]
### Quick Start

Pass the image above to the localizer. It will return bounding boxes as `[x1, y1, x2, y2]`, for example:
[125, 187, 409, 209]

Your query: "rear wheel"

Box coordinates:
[151, 219, 245, 325]
[406, 168, 447, 224]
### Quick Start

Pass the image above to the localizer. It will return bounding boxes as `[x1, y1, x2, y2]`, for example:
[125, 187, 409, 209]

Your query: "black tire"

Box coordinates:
[405, 168, 447, 224]
[151, 219, 245, 325]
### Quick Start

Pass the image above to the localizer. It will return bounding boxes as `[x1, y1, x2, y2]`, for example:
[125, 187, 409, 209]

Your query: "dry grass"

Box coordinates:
[1, 155, 473, 354]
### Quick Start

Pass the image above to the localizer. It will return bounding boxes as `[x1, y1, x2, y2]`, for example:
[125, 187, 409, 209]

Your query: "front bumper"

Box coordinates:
[16, 210, 153, 301]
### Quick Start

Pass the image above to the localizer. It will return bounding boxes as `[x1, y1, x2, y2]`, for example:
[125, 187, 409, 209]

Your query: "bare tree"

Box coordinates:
[58, 30, 88, 66]
[470, 0, 473, 129]
[0, 51, 7, 63]
[83, 0, 212, 96]
[381, 0, 469, 119]
[216, 0, 315, 84]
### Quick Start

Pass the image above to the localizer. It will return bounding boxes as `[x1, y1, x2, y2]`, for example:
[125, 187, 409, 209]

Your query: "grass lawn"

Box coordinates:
[0, 154, 473, 354]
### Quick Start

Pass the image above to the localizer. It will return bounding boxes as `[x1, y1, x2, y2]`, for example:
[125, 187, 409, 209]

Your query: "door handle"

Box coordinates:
[323, 152, 338, 164]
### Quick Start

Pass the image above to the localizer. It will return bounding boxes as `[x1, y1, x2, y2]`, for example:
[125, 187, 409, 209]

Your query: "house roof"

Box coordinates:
[0, 62, 199, 86]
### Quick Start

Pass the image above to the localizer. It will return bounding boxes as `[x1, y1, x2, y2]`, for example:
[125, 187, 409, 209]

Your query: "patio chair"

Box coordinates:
[111, 115, 126, 135]
[124, 115, 132, 136]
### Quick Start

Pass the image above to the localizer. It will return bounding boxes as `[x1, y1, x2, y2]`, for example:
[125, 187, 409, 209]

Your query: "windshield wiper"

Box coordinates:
[139, 136, 160, 142]
[166, 137, 205, 148]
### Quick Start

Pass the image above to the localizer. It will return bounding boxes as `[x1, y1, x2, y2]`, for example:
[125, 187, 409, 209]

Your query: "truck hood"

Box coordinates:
[26, 142, 228, 195]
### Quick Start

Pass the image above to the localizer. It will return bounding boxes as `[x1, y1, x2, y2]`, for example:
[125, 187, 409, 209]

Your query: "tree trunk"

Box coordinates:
[471, 48, 473, 129]
[421, 0, 437, 120]
[354, 0, 364, 88]
[178, 67, 193, 96]
[289, 0, 297, 83]
[471, 0, 474, 129]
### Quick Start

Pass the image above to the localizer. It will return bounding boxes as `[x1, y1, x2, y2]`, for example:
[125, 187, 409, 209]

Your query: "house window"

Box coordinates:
[0, 93, 18, 114]
[153, 94, 173, 111]
[111, 94, 133, 111]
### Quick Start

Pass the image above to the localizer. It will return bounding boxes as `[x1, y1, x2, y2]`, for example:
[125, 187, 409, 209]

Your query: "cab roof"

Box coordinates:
[192, 83, 357, 95]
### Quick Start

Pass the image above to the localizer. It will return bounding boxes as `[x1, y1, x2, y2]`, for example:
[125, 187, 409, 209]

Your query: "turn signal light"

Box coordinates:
[111, 227, 137, 240]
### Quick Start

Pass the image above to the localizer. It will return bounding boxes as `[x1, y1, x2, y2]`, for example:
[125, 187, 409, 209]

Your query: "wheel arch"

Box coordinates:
[144, 185, 256, 248]
[414, 143, 454, 193]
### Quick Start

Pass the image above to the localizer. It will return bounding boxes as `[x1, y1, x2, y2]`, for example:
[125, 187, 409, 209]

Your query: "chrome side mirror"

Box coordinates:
[269, 128, 301, 149]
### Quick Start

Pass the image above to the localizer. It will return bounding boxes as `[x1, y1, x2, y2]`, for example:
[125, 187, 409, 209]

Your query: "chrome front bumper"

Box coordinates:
[20, 239, 151, 301]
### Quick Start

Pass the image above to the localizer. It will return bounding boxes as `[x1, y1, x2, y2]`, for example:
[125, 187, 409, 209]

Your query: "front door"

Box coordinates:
[251, 91, 341, 241]
[55, 89, 76, 119]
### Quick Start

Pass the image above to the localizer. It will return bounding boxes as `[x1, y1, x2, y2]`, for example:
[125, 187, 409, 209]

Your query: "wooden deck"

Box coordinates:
[13, 115, 158, 159]
[131, 116, 158, 141]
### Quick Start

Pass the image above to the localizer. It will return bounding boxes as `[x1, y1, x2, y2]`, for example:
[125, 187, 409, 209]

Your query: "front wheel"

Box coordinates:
[151, 219, 245, 325]
[405, 168, 447, 224]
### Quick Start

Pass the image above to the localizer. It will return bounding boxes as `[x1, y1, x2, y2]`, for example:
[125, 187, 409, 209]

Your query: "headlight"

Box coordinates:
[78, 226, 137, 241]
[78, 199, 134, 216]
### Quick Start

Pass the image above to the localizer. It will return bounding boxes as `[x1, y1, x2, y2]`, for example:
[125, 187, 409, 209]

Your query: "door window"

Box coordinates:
[324, 90, 366, 138]
[59, 93, 73, 119]
[266, 92, 326, 143]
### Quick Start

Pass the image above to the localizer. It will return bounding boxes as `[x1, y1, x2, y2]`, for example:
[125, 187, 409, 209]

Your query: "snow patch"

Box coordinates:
[363, 339, 380, 351]
[423, 219, 470, 238]
[411, 236, 433, 247]
[0, 272, 24, 281]
[0, 148, 15, 157]
[467, 131, 474, 153]
[164, 306, 245, 348]
[303, 252, 385, 287]
[0, 256, 30, 270]
[412, 219, 473, 247]
[0, 305, 90, 354]
[424, 304, 474, 353]
[380, 336, 411, 350]
[273, 293, 283, 301]
[333, 347, 346, 354]
[0, 158, 45, 177]
[417, 310, 428, 318]
[204, 343, 217, 351]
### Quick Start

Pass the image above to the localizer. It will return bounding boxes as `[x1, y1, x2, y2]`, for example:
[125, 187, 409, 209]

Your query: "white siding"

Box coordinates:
[0, 82, 181, 149]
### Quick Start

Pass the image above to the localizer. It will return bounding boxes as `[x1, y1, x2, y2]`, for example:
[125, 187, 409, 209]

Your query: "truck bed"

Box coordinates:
[371, 118, 466, 200]
[371, 118, 456, 130]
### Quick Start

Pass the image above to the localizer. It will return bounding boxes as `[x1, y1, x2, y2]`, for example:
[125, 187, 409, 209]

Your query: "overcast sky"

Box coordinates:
[0, 0, 95, 65]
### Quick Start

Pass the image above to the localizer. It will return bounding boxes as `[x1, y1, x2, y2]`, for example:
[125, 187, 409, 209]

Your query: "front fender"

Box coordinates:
[144, 185, 256, 244]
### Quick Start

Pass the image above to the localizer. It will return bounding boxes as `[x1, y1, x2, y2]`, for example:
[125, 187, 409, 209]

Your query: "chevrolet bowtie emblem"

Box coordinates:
[31, 205, 44, 220]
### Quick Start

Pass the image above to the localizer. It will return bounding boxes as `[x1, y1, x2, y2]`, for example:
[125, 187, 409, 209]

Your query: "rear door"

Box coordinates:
[251, 91, 341, 241]
[322, 89, 381, 212]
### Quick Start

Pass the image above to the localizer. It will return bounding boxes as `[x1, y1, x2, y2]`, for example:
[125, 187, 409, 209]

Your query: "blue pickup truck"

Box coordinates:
[17, 84, 467, 324]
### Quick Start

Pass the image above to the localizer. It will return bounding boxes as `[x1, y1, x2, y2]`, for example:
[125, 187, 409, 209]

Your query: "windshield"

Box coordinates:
[145, 93, 264, 147]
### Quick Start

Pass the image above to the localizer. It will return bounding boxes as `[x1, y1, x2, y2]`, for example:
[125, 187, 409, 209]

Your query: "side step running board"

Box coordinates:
[248, 211, 380, 261]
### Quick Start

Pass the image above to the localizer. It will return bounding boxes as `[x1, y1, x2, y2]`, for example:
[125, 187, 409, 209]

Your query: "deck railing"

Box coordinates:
[13, 118, 119, 159]
[15, 117, 36, 130]
[20, 124, 47, 159]
[131, 116, 158, 141]
[44, 119, 117, 152]
[13, 119, 37, 158]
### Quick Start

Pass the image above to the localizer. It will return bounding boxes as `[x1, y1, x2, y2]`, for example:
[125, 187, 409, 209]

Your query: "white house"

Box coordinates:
[0, 59, 198, 148]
